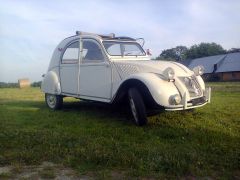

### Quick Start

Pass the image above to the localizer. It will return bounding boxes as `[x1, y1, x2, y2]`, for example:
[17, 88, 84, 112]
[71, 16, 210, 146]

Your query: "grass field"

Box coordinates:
[0, 82, 240, 179]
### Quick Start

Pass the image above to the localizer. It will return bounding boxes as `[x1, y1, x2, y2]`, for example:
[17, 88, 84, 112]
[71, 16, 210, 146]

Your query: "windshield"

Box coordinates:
[103, 41, 146, 56]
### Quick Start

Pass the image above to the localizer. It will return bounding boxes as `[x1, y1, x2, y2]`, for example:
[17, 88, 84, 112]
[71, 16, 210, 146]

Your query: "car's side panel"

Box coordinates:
[111, 63, 122, 98]
[41, 68, 61, 95]
[78, 38, 112, 100]
[79, 62, 112, 99]
[59, 39, 80, 95]
[60, 64, 78, 95]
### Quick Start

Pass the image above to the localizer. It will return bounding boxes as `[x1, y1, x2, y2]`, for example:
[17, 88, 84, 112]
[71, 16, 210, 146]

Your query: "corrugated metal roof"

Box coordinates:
[216, 52, 240, 72]
[180, 59, 192, 66]
[187, 52, 240, 73]
[188, 54, 226, 73]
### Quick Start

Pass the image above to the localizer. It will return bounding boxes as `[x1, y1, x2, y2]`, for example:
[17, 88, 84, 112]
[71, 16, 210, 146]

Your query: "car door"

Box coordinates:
[60, 40, 80, 95]
[79, 38, 112, 100]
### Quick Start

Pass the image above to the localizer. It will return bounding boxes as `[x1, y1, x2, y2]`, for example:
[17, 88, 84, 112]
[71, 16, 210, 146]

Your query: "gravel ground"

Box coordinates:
[0, 162, 91, 180]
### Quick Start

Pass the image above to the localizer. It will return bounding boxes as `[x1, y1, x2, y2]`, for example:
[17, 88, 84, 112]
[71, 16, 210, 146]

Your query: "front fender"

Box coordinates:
[117, 73, 180, 107]
[196, 75, 205, 91]
[41, 69, 61, 95]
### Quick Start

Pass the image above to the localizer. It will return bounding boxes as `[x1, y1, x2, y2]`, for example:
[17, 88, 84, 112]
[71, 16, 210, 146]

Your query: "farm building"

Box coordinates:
[183, 52, 240, 81]
[18, 78, 30, 88]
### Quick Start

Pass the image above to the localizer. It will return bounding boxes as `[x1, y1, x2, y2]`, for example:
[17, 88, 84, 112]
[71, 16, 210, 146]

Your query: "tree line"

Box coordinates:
[0, 81, 42, 88]
[156, 42, 240, 61]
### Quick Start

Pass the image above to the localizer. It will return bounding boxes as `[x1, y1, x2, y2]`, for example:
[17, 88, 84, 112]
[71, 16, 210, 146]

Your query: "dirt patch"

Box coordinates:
[0, 162, 87, 179]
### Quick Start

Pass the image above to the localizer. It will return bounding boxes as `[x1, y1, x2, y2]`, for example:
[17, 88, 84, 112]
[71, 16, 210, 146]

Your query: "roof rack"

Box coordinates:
[112, 36, 136, 41]
[99, 33, 115, 39]
[76, 31, 115, 38]
[75, 31, 138, 42]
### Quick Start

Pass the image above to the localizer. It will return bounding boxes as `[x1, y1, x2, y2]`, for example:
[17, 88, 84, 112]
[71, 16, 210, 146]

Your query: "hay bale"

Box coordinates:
[18, 78, 30, 88]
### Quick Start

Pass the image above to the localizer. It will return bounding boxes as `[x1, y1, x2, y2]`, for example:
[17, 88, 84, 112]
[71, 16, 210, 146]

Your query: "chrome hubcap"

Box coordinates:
[47, 94, 56, 108]
[129, 97, 138, 123]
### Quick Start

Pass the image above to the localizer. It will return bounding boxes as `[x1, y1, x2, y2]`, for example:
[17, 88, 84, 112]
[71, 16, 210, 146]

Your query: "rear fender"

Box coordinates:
[41, 70, 61, 95]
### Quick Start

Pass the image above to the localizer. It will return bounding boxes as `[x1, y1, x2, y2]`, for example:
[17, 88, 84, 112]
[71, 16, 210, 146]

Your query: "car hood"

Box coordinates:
[113, 60, 193, 79]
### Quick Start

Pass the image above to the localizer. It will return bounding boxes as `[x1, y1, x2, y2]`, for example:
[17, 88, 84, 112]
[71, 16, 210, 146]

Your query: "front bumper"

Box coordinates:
[165, 87, 211, 111]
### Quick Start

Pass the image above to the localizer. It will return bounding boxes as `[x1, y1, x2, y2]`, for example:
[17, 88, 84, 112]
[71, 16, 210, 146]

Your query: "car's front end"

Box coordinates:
[100, 37, 211, 111]
[112, 59, 211, 111]
[163, 67, 211, 111]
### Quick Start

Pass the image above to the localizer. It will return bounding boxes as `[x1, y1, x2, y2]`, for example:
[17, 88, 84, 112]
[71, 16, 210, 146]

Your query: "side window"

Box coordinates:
[106, 43, 121, 55]
[62, 41, 79, 64]
[123, 44, 145, 55]
[82, 39, 104, 61]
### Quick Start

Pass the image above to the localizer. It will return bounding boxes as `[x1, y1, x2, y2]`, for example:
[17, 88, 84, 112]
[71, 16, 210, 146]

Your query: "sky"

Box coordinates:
[0, 0, 240, 82]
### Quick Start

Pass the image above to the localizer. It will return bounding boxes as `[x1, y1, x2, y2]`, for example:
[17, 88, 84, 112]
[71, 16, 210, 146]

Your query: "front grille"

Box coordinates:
[180, 76, 202, 98]
[188, 96, 206, 105]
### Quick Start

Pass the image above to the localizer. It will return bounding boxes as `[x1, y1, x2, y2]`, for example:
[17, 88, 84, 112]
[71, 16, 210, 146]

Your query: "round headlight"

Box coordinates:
[170, 94, 181, 105]
[198, 66, 204, 75]
[163, 67, 175, 80]
[193, 66, 204, 76]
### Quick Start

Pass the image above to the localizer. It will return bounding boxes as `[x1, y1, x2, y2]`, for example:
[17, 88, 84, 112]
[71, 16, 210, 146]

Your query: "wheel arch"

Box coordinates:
[41, 70, 61, 95]
[111, 78, 159, 109]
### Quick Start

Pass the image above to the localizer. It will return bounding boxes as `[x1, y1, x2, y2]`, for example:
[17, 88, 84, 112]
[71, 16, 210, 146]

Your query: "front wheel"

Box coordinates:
[128, 88, 148, 126]
[45, 93, 63, 110]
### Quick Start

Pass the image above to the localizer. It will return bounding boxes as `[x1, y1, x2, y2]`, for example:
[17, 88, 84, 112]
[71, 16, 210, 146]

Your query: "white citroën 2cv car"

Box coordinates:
[41, 31, 211, 126]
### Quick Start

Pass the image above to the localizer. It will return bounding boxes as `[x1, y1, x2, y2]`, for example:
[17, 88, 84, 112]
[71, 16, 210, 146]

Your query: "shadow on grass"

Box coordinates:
[63, 100, 133, 123]
[1, 99, 133, 125]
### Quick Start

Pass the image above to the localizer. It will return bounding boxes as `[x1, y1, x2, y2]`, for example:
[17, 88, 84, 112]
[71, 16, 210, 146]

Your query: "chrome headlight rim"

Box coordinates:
[163, 67, 175, 81]
[193, 65, 204, 76]
[170, 94, 181, 105]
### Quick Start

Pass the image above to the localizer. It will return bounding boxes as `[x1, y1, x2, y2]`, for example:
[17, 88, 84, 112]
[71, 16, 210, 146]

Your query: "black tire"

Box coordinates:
[183, 108, 195, 113]
[128, 88, 148, 126]
[185, 108, 195, 112]
[45, 93, 63, 110]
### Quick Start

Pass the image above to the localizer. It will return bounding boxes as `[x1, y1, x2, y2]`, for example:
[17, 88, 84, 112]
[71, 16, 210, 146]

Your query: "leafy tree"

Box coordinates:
[156, 42, 227, 61]
[0, 81, 42, 88]
[156, 46, 188, 61]
[31, 81, 42, 87]
[0, 82, 18, 88]
[185, 42, 226, 59]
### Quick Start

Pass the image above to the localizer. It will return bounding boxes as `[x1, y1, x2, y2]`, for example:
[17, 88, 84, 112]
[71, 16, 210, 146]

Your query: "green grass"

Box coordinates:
[0, 83, 240, 179]
[0, 172, 13, 179]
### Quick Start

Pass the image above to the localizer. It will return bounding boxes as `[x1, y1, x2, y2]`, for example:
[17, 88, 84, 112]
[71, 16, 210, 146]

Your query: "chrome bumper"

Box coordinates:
[165, 87, 211, 111]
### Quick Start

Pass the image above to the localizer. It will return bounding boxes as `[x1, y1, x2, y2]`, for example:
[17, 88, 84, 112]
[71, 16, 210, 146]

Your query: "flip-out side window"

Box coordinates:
[62, 41, 79, 64]
[82, 39, 105, 62]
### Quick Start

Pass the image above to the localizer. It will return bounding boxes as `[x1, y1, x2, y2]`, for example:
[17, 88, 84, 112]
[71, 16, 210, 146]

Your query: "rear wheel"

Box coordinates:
[128, 88, 148, 126]
[45, 93, 63, 110]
